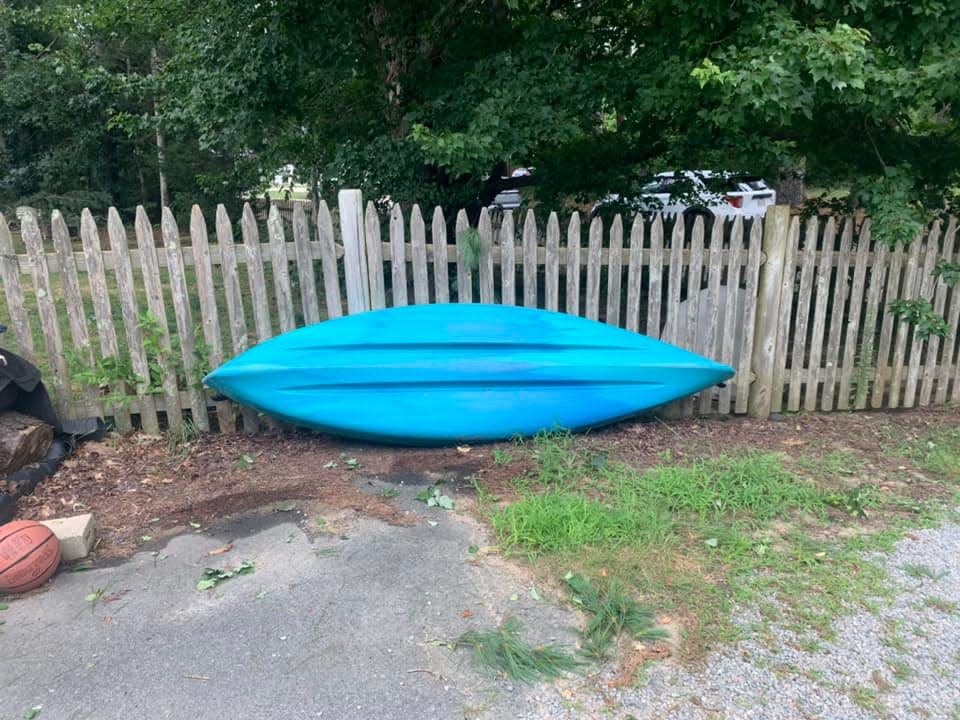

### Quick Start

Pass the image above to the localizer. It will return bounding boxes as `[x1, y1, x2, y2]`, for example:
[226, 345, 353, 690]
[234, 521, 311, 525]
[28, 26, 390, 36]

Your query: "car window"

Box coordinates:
[702, 176, 738, 193]
[644, 178, 675, 193]
[732, 175, 769, 191]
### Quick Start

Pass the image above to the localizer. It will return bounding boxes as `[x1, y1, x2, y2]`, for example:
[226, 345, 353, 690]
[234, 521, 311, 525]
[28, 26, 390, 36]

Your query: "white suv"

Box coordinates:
[600, 170, 777, 218]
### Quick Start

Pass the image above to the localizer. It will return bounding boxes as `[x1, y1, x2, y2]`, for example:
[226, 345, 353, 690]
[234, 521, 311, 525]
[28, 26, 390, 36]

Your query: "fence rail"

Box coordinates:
[1, 191, 957, 433]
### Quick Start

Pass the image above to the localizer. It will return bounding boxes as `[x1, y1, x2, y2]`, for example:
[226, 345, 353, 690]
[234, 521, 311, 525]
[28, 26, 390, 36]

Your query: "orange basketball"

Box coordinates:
[0, 520, 61, 594]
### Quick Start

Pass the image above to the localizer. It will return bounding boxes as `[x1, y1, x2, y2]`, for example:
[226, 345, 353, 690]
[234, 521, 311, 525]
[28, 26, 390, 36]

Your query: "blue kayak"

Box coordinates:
[203, 304, 734, 445]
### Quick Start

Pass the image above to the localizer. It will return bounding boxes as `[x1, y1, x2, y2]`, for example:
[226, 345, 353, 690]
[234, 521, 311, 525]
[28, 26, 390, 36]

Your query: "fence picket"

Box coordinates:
[523, 211, 538, 308]
[79, 210, 130, 429]
[292, 203, 321, 324]
[411, 205, 431, 304]
[216, 205, 259, 433]
[872, 239, 904, 408]
[364, 202, 386, 310]
[106, 209, 157, 431]
[625, 215, 644, 333]
[699, 219, 724, 414]
[389, 204, 409, 307]
[317, 201, 343, 319]
[805, 219, 833, 412]
[241, 204, 273, 340]
[545, 212, 560, 311]
[190, 206, 233, 432]
[478, 208, 495, 304]
[0, 212, 34, 361]
[565, 213, 581, 316]
[51, 211, 100, 418]
[432, 207, 449, 304]
[770, 217, 800, 413]
[267, 205, 296, 333]
[135, 207, 182, 430]
[681, 217, 705, 415]
[821, 220, 853, 410]
[455, 210, 472, 303]
[663, 216, 684, 344]
[787, 220, 818, 411]
[501, 211, 516, 306]
[586, 216, 603, 320]
[935, 219, 959, 403]
[854, 224, 886, 409]
[718, 217, 742, 414]
[735, 219, 762, 414]
[837, 223, 872, 410]
[646, 215, 664, 339]
[903, 226, 940, 406]
[922, 221, 955, 404]
[888, 235, 924, 408]
[22, 210, 69, 416]
[161, 208, 209, 432]
[339, 190, 368, 314]
[606, 215, 624, 327]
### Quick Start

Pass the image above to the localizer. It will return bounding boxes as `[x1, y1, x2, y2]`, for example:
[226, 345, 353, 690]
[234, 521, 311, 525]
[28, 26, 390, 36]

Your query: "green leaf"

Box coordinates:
[0, 603, 8, 611]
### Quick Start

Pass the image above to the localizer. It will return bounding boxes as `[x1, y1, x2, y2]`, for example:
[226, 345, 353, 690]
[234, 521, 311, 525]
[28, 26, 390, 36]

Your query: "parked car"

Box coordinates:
[488, 168, 532, 211]
[596, 170, 777, 219]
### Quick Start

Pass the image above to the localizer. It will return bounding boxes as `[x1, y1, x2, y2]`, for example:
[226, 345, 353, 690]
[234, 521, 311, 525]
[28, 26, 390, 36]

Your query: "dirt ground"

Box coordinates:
[13, 406, 960, 559]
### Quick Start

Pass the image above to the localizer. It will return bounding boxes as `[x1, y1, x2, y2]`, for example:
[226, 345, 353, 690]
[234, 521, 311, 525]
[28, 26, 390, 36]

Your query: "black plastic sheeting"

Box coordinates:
[1, 340, 107, 525]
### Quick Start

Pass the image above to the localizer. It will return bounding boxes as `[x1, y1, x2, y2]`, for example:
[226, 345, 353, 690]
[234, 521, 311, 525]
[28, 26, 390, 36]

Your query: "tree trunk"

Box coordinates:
[0, 411, 53, 477]
[776, 161, 806, 208]
[151, 48, 170, 209]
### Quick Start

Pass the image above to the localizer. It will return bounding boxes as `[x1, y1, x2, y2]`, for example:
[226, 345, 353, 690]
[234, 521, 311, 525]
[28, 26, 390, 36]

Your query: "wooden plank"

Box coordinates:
[699, 218, 724, 414]
[0, 212, 35, 361]
[855, 223, 887, 409]
[338, 189, 369, 314]
[647, 215, 664, 338]
[736, 218, 763, 414]
[903, 225, 939, 407]
[161, 208, 209, 431]
[432, 207, 450, 304]
[267, 205, 296, 333]
[606, 215, 624, 326]
[411, 205, 431, 304]
[770, 217, 799, 413]
[545, 212, 560, 311]
[241, 203, 273, 340]
[935, 219, 960, 403]
[51, 211, 101, 418]
[317, 201, 343, 318]
[21, 210, 69, 417]
[681, 217, 704, 416]
[79, 209, 130, 430]
[364, 202, 386, 310]
[106, 209, 158, 432]
[821, 219, 853, 410]
[216, 205, 259, 433]
[804, 218, 834, 412]
[872, 237, 904, 408]
[787, 219, 818, 411]
[523, 210, 538, 308]
[888, 234, 923, 408]
[565, 213, 581, 316]
[836, 221, 871, 410]
[455, 210, 472, 303]
[478, 208, 495, 304]
[625, 215, 644, 333]
[134, 206, 182, 431]
[292, 202, 321, 324]
[663, 215, 685, 344]
[718, 217, 743, 414]
[189, 205, 234, 432]
[500, 211, 516, 306]
[585, 216, 603, 320]
[918, 221, 952, 405]
[389, 204, 409, 307]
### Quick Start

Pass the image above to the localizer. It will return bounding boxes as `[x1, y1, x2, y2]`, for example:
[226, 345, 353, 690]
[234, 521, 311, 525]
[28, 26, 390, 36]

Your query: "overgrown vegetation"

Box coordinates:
[455, 617, 581, 683]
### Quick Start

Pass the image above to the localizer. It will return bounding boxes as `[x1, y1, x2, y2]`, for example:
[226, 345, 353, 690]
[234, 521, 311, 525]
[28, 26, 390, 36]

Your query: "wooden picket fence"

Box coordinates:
[0, 189, 957, 434]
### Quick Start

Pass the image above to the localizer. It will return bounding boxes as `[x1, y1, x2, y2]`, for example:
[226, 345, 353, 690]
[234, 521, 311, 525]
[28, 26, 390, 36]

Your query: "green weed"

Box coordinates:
[898, 426, 960, 478]
[900, 563, 947, 581]
[795, 450, 865, 479]
[492, 449, 513, 466]
[923, 596, 959, 614]
[887, 659, 914, 681]
[455, 617, 581, 683]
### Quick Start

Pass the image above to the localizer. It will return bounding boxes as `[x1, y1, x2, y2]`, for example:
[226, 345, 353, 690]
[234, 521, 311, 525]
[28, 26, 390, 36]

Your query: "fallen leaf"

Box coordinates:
[461, 609, 473, 618]
[781, 438, 806, 447]
[560, 689, 573, 700]
[456, 445, 471, 454]
[208, 544, 233, 556]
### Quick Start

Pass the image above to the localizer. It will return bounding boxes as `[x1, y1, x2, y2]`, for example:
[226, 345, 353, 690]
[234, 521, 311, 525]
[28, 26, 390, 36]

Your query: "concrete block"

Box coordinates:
[40, 513, 96, 562]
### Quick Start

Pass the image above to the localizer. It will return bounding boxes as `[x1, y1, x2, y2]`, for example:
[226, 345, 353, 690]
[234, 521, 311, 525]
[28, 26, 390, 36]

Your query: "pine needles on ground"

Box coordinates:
[565, 573, 667, 660]
[455, 617, 581, 683]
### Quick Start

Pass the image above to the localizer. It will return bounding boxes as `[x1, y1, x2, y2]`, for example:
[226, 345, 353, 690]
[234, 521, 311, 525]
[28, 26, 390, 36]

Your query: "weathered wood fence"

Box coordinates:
[0, 189, 957, 434]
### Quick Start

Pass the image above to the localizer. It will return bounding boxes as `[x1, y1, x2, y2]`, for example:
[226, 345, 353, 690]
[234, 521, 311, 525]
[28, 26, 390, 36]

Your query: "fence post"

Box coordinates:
[338, 189, 370, 313]
[748, 205, 791, 417]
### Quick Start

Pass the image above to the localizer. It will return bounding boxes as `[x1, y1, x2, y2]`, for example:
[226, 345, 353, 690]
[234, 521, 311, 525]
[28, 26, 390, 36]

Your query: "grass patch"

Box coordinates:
[898, 426, 960, 478]
[795, 449, 866, 479]
[564, 573, 666, 660]
[900, 563, 947, 581]
[923, 596, 959, 615]
[455, 617, 581, 683]
[886, 658, 915, 681]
